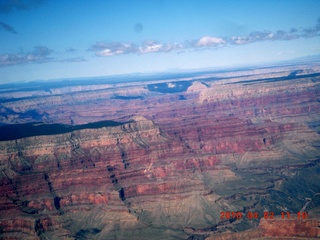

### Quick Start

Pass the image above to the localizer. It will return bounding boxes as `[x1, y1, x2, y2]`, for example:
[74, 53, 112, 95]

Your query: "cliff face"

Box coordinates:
[0, 66, 320, 239]
[0, 117, 224, 239]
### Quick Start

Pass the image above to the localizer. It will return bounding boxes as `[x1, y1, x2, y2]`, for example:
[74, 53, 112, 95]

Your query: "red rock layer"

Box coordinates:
[0, 117, 224, 239]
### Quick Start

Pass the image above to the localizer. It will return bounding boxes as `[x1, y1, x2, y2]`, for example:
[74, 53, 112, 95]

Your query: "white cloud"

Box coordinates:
[140, 41, 163, 53]
[98, 49, 113, 56]
[90, 42, 138, 56]
[196, 36, 226, 47]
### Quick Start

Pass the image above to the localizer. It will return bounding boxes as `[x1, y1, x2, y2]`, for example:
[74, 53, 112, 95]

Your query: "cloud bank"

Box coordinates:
[89, 42, 138, 56]
[0, 46, 52, 66]
[89, 40, 184, 56]
[90, 18, 320, 57]
[1, 18, 320, 68]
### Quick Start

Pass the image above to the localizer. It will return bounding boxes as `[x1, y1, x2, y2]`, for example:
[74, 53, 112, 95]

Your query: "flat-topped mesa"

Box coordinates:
[186, 81, 208, 93]
[198, 77, 316, 103]
[0, 116, 166, 174]
[127, 115, 161, 133]
[130, 115, 149, 122]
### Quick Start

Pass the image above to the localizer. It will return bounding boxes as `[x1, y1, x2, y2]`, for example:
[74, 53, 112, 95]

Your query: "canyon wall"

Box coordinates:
[0, 66, 320, 239]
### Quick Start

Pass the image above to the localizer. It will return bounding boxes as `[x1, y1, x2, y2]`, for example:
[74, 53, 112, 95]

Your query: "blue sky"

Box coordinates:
[0, 0, 320, 83]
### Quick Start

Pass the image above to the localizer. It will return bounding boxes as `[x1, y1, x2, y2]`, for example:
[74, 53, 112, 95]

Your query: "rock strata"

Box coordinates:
[0, 65, 320, 239]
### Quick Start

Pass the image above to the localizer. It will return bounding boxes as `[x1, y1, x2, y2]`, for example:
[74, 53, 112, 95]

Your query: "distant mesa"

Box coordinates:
[187, 81, 209, 93]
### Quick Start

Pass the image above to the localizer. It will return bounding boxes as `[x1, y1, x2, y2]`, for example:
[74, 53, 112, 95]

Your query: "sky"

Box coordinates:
[0, 0, 320, 83]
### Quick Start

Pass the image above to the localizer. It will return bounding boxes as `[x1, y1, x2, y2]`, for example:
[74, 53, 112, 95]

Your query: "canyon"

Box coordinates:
[0, 63, 320, 239]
